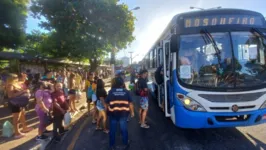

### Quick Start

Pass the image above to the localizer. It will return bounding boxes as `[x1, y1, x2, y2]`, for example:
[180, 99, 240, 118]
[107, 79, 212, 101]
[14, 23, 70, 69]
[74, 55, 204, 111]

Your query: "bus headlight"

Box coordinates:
[260, 101, 266, 109]
[176, 93, 206, 112]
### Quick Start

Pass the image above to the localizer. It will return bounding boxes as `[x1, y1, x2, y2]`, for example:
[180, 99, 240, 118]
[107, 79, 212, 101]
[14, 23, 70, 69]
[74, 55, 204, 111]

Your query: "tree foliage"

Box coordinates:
[31, 0, 135, 71]
[22, 30, 57, 57]
[0, 0, 29, 50]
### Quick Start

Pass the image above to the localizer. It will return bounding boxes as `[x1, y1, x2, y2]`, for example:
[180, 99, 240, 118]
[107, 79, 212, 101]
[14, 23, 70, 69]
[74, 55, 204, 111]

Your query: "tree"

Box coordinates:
[115, 60, 123, 66]
[31, 0, 135, 71]
[0, 0, 29, 50]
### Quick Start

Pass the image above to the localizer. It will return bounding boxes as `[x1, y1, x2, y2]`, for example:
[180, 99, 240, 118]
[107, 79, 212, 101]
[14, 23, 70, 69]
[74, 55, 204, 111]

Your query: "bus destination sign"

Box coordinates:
[184, 15, 263, 28]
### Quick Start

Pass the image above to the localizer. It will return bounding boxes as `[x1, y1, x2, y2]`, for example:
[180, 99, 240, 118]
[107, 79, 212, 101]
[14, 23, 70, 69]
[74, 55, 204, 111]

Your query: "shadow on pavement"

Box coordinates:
[65, 92, 265, 150]
[247, 133, 266, 150]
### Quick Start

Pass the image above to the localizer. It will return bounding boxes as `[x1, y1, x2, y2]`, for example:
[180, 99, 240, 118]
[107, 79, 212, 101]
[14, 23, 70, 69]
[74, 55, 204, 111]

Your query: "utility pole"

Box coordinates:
[110, 48, 116, 78]
[110, 7, 140, 77]
[129, 52, 133, 65]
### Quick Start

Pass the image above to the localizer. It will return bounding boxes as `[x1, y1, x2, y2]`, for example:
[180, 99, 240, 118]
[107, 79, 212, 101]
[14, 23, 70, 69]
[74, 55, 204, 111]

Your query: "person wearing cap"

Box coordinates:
[105, 77, 133, 149]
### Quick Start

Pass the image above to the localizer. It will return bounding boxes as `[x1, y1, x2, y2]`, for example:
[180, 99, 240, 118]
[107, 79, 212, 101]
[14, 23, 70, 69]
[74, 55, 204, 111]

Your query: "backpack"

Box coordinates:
[155, 66, 164, 85]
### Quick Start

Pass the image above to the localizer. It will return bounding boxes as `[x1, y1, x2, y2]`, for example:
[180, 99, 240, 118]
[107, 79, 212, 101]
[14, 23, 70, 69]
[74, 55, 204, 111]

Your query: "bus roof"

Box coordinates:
[150, 8, 265, 50]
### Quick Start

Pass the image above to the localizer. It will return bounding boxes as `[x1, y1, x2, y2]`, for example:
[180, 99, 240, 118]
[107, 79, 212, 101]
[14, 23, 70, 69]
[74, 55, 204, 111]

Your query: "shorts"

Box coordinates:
[96, 100, 105, 111]
[8, 101, 21, 113]
[68, 89, 76, 95]
[140, 97, 149, 110]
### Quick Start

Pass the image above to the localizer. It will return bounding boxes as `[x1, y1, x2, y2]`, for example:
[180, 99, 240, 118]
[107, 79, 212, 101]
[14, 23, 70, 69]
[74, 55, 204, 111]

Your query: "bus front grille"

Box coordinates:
[198, 92, 266, 103]
[210, 105, 255, 110]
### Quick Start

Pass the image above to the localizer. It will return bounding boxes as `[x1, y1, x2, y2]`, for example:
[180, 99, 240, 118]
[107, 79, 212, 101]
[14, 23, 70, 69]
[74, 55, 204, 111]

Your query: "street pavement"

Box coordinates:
[48, 81, 266, 150]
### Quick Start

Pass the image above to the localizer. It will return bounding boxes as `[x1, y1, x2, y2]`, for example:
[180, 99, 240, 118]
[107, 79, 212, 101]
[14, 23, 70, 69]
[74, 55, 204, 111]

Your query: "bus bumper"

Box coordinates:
[174, 105, 266, 129]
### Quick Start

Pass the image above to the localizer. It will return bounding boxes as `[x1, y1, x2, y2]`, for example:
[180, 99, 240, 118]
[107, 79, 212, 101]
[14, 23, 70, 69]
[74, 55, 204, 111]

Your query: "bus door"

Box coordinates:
[157, 48, 163, 107]
[163, 40, 171, 117]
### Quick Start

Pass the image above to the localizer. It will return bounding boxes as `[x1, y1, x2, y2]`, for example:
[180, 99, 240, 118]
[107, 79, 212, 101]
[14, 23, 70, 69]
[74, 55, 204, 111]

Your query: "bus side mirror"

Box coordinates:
[170, 34, 179, 52]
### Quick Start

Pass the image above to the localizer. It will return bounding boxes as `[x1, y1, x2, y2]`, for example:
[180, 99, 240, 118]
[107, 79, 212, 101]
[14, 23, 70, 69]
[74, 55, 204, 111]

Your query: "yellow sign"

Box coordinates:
[184, 15, 262, 28]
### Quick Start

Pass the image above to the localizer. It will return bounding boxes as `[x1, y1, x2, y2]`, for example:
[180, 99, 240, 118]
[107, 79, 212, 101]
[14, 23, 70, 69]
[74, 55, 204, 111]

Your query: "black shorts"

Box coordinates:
[68, 89, 76, 95]
[8, 101, 21, 113]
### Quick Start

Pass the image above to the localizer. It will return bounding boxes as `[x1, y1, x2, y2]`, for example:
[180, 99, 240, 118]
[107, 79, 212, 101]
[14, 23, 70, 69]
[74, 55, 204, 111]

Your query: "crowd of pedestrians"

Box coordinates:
[1, 67, 151, 149]
[1, 69, 101, 142]
[85, 69, 150, 150]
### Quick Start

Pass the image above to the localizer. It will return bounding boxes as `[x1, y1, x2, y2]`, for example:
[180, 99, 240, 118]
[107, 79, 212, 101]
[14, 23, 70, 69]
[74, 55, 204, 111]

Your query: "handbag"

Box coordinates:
[64, 112, 72, 126]
[9, 93, 29, 107]
[92, 93, 97, 102]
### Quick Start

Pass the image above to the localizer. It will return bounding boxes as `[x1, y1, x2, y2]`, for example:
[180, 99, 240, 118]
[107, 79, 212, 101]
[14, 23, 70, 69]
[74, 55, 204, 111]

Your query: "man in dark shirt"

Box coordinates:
[138, 69, 150, 128]
[105, 77, 133, 150]
[114, 71, 135, 122]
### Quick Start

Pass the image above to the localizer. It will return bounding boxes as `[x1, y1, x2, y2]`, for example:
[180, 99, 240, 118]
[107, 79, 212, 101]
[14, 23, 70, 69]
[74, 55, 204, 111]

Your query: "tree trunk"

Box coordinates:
[89, 59, 98, 72]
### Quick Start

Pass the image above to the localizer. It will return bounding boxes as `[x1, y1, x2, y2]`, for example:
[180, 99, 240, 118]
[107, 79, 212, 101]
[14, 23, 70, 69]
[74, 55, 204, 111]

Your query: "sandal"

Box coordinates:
[92, 119, 97, 124]
[96, 126, 102, 130]
[140, 124, 150, 129]
[103, 129, 109, 134]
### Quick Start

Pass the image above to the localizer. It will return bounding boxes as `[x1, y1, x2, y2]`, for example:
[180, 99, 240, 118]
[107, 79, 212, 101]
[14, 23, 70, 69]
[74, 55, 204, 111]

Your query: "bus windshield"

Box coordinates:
[178, 31, 266, 89]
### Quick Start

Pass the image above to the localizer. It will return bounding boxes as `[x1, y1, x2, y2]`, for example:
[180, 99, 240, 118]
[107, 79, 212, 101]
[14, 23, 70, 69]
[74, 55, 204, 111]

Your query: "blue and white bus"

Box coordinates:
[141, 8, 266, 128]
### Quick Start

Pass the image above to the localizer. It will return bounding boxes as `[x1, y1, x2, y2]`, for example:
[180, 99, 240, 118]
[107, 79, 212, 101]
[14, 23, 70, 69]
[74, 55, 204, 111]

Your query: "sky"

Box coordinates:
[26, 0, 266, 62]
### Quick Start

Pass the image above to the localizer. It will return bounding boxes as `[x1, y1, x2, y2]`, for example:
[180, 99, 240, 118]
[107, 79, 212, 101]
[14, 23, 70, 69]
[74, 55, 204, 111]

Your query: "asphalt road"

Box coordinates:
[49, 89, 266, 150]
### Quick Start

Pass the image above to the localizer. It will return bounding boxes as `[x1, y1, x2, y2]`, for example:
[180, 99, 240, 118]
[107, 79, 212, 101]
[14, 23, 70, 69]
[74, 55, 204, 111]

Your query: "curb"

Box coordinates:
[43, 102, 88, 150]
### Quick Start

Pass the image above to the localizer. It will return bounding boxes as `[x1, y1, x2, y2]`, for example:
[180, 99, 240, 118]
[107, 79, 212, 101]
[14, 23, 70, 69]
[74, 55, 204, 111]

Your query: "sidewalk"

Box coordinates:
[0, 78, 111, 150]
[0, 92, 87, 150]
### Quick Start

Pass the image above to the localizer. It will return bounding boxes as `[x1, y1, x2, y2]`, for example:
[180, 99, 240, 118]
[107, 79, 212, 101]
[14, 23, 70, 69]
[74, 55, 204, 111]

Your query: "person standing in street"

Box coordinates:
[130, 68, 136, 84]
[116, 71, 135, 122]
[138, 69, 150, 128]
[105, 77, 133, 150]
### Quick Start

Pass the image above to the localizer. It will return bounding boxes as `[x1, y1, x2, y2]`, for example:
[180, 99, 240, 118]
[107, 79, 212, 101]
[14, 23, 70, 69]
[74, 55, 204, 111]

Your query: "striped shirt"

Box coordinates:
[105, 88, 132, 118]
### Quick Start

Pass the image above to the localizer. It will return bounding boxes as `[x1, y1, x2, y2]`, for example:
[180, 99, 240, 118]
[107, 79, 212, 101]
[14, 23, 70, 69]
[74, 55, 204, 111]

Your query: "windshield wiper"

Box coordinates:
[200, 29, 222, 67]
[250, 28, 266, 39]
[250, 28, 266, 47]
